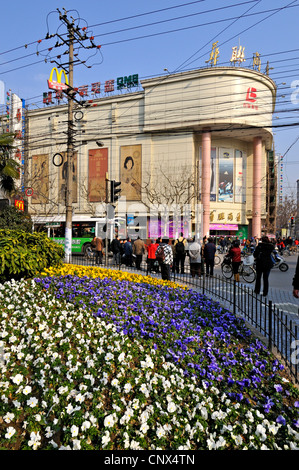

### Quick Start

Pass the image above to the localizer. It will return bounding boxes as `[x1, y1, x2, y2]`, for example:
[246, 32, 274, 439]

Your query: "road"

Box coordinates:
[214, 253, 299, 321]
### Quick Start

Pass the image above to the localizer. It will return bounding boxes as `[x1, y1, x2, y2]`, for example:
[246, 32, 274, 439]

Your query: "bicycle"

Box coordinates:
[214, 253, 222, 266]
[84, 245, 95, 261]
[221, 255, 256, 283]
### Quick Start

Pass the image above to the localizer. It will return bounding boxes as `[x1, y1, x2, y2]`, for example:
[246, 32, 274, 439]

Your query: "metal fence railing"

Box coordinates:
[66, 254, 299, 384]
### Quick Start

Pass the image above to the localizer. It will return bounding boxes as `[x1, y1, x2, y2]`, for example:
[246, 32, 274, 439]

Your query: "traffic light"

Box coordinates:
[291, 216, 294, 226]
[110, 180, 121, 203]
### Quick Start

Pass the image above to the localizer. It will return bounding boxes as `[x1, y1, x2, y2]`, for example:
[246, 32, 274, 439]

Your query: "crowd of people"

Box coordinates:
[91, 233, 299, 297]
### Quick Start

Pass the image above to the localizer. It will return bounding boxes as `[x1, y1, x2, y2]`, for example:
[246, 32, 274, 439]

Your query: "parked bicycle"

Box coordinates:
[214, 253, 222, 266]
[221, 255, 256, 283]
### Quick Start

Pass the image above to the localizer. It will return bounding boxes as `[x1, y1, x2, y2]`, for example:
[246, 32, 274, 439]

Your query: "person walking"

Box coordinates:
[253, 235, 275, 297]
[228, 239, 242, 282]
[203, 237, 216, 276]
[92, 236, 104, 265]
[110, 235, 121, 265]
[146, 239, 159, 273]
[188, 237, 202, 278]
[174, 233, 187, 274]
[155, 238, 173, 281]
[123, 238, 133, 267]
[133, 236, 145, 270]
[292, 255, 299, 298]
[171, 240, 176, 274]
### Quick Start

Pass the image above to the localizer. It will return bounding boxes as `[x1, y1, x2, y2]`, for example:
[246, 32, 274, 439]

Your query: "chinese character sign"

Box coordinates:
[230, 46, 246, 65]
[206, 42, 220, 66]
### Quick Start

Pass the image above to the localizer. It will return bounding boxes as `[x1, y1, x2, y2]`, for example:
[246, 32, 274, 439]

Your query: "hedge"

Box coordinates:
[0, 229, 64, 282]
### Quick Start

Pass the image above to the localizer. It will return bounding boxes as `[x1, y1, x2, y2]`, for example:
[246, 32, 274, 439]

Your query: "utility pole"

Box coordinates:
[45, 9, 100, 261]
[65, 21, 74, 263]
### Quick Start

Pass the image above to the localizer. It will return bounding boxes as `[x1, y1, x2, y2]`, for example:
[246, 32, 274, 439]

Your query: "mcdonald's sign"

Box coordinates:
[14, 199, 24, 211]
[48, 67, 69, 91]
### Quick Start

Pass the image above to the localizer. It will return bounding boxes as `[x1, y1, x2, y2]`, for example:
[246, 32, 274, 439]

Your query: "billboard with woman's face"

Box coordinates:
[120, 145, 142, 200]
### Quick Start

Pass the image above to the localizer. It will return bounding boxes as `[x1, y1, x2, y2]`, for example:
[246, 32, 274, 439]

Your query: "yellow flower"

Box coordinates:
[41, 265, 186, 290]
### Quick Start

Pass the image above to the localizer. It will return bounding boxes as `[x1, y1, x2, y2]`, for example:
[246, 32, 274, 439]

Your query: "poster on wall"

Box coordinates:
[210, 147, 217, 201]
[88, 148, 108, 202]
[31, 154, 49, 204]
[120, 145, 142, 201]
[58, 152, 78, 204]
[218, 148, 234, 202]
[235, 150, 246, 203]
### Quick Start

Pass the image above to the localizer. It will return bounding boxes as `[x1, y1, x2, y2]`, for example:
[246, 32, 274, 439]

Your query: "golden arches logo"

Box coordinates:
[48, 67, 69, 91]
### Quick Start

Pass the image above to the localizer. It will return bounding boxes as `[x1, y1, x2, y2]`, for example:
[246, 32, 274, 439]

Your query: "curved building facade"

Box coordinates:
[27, 66, 277, 241]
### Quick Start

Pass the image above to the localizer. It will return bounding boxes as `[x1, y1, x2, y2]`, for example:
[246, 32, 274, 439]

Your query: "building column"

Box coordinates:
[252, 136, 262, 238]
[201, 129, 211, 238]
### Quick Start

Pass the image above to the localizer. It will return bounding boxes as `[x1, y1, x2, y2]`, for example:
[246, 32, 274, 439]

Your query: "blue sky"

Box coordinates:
[1, 0, 298, 198]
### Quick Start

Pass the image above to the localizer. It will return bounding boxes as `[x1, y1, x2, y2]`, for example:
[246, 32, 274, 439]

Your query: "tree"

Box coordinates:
[0, 132, 20, 194]
[142, 163, 196, 208]
[276, 193, 297, 232]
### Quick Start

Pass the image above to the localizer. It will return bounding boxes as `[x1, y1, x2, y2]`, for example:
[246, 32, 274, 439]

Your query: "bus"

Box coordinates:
[32, 215, 128, 255]
[33, 216, 106, 255]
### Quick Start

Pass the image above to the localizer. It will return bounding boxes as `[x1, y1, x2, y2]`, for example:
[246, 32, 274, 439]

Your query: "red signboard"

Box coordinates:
[48, 67, 69, 91]
[15, 199, 24, 211]
[88, 148, 108, 202]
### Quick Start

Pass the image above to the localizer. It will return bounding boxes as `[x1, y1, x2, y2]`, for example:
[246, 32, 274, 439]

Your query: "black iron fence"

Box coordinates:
[66, 254, 299, 384]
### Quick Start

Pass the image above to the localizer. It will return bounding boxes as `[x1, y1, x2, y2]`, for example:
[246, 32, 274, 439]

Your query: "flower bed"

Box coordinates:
[0, 266, 298, 450]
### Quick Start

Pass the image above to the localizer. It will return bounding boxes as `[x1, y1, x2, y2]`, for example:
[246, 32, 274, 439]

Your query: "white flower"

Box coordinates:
[66, 403, 74, 414]
[141, 355, 154, 369]
[72, 439, 81, 450]
[233, 434, 243, 446]
[256, 424, 267, 442]
[3, 412, 14, 423]
[5, 426, 16, 439]
[45, 427, 54, 438]
[105, 352, 114, 361]
[75, 393, 85, 403]
[156, 426, 166, 438]
[167, 401, 177, 413]
[104, 413, 117, 428]
[140, 423, 149, 434]
[12, 374, 23, 385]
[130, 439, 142, 450]
[102, 431, 110, 448]
[23, 385, 32, 395]
[28, 431, 41, 450]
[139, 383, 149, 396]
[111, 378, 119, 387]
[71, 425, 79, 437]
[124, 383, 132, 393]
[118, 352, 125, 362]
[216, 436, 226, 449]
[27, 397, 38, 408]
[81, 421, 91, 431]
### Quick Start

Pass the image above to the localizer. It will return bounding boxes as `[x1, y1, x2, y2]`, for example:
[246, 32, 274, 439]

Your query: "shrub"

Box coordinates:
[0, 206, 32, 232]
[0, 229, 64, 282]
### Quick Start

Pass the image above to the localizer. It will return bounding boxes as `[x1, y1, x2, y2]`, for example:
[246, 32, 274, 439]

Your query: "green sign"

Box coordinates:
[236, 225, 248, 240]
[117, 74, 138, 90]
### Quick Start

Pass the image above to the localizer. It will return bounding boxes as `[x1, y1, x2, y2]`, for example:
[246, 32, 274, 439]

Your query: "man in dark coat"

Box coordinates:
[203, 237, 216, 276]
[111, 235, 121, 265]
[253, 235, 275, 296]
